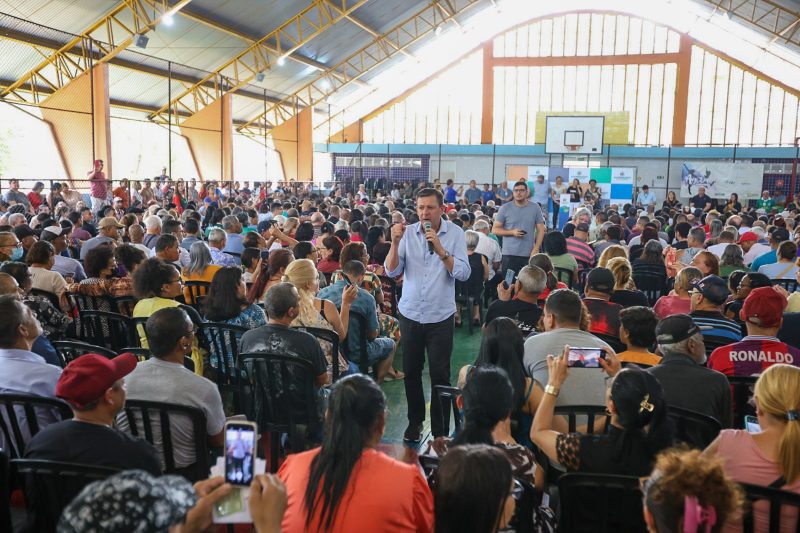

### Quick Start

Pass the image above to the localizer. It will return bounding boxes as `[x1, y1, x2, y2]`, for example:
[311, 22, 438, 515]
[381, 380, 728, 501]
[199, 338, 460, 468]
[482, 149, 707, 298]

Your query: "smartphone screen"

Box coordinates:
[224, 422, 257, 486]
[744, 415, 761, 433]
[567, 348, 606, 368]
[504, 269, 515, 288]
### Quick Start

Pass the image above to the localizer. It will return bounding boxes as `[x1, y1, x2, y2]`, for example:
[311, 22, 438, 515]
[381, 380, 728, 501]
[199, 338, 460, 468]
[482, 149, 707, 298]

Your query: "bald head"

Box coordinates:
[0, 272, 20, 297]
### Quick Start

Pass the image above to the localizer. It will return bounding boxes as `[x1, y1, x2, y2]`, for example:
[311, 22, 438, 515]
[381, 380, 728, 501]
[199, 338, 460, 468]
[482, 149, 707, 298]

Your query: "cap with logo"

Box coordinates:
[740, 287, 787, 328]
[55, 353, 137, 408]
[690, 275, 730, 306]
[656, 314, 701, 344]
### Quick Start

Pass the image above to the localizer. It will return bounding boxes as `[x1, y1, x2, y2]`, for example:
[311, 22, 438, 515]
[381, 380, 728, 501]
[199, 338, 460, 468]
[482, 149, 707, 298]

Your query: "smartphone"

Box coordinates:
[504, 269, 515, 289]
[224, 421, 257, 486]
[259, 249, 270, 260]
[519, 230, 527, 235]
[567, 347, 606, 368]
[744, 415, 761, 433]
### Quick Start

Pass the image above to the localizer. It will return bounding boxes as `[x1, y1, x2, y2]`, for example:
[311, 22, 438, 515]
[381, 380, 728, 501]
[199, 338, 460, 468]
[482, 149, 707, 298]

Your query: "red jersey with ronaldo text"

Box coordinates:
[708, 336, 800, 376]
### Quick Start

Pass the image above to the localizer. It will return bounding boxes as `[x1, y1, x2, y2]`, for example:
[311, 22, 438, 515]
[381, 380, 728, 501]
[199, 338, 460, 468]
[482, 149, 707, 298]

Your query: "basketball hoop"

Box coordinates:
[566, 145, 580, 152]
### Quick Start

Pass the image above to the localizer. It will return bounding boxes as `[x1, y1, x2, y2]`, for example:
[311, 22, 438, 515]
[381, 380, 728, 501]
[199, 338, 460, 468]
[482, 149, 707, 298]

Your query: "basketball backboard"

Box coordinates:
[545, 116, 605, 154]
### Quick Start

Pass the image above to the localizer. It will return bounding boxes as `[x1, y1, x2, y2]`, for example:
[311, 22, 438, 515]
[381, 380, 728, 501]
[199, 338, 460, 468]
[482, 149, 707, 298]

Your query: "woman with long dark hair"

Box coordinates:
[317, 235, 344, 274]
[277, 374, 433, 532]
[247, 248, 294, 303]
[532, 352, 673, 475]
[365, 225, 386, 262]
[448, 367, 542, 488]
[434, 444, 516, 533]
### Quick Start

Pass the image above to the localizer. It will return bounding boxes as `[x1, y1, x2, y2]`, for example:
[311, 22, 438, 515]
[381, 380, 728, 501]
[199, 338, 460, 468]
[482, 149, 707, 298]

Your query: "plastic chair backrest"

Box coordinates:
[728, 375, 758, 430]
[12, 459, 119, 532]
[557, 473, 647, 533]
[341, 309, 371, 374]
[0, 393, 73, 458]
[554, 405, 611, 434]
[51, 340, 117, 368]
[119, 399, 209, 482]
[740, 482, 800, 533]
[433, 385, 462, 436]
[667, 405, 722, 449]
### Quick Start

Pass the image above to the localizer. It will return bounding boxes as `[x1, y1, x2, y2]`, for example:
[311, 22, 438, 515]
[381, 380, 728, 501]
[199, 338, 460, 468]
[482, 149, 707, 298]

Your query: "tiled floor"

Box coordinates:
[380, 323, 482, 446]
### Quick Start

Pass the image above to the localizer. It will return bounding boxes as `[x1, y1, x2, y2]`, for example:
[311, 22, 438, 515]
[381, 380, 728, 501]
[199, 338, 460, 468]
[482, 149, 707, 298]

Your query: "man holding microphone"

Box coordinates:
[385, 188, 471, 443]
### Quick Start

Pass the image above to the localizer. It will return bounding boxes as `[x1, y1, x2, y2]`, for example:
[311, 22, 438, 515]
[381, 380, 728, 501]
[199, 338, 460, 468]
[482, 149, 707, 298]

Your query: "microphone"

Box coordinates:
[423, 221, 434, 254]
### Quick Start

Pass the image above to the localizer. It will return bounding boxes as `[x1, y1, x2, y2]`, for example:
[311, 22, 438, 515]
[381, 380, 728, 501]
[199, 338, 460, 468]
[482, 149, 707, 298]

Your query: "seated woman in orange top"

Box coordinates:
[278, 374, 433, 532]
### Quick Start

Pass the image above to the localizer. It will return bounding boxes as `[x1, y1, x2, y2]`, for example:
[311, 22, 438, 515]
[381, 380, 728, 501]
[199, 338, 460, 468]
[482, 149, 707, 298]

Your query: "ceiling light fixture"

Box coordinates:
[435, 25, 443, 36]
[163, 13, 174, 26]
[255, 71, 265, 82]
[277, 55, 286, 66]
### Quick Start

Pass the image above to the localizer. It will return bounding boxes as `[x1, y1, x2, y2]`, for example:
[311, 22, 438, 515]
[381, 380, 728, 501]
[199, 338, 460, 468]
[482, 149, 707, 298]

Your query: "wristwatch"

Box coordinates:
[440, 251, 451, 261]
[544, 384, 560, 397]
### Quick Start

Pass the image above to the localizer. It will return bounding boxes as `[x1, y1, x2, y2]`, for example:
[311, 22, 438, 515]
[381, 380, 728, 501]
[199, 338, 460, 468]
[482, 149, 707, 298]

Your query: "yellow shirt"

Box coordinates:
[617, 350, 662, 367]
[787, 293, 800, 313]
[133, 297, 203, 375]
[181, 265, 222, 304]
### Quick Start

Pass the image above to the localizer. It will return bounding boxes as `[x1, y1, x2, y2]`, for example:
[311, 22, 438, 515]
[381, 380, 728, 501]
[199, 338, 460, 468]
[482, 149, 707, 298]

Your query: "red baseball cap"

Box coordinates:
[56, 353, 137, 408]
[740, 287, 787, 328]
[738, 231, 758, 243]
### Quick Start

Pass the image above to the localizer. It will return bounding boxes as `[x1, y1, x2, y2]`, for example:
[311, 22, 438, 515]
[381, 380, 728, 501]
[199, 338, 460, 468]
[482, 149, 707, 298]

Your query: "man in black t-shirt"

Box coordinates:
[239, 282, 328, 387]
[690, 186, 713, 212]
[484, 265, 545, 335]
[24, 353, 161, 512]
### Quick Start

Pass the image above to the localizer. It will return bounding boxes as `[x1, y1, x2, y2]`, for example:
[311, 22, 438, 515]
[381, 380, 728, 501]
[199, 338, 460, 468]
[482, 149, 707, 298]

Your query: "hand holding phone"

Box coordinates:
[504, 269, 515, 289]
[225, 421, 257, 486]
[567, 347, 607, 368]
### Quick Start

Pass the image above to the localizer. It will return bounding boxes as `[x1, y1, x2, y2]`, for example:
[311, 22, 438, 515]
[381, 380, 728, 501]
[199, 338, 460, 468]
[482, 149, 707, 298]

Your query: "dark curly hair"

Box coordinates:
[132, 258, 179, 299]
[84, 245, 115, 278]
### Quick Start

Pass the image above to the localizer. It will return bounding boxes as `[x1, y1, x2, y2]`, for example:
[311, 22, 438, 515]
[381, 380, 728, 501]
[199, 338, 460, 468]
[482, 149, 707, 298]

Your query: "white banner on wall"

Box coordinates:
[569, 167, 591, 183]
[680, 162, 764, 200]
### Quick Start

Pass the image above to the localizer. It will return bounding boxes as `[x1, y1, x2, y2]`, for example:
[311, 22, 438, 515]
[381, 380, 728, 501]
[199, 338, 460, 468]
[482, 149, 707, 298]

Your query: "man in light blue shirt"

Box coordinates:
[221, 215, 245, 256]
[385, 188, 470, 442]
[463, 180, 482, 204]
[0, 295, 62, 455]
[636, 184, 656, 208]
[531, 174, 551, 212]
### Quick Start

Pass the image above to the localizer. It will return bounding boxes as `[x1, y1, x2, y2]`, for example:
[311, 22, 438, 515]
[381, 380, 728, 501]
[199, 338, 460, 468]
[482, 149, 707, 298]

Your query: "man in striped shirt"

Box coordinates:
[709, 287, 800, 376]
[566, 223, 595, 269]
[689, 275, 743, 358]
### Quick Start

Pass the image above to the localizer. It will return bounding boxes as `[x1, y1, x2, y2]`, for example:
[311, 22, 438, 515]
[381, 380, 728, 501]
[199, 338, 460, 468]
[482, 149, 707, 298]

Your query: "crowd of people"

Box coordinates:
[0, 171, 799, 532]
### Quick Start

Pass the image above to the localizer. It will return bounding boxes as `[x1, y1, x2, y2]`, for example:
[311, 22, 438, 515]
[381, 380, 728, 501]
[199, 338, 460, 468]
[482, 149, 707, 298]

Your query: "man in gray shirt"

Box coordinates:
[118, 307, 225, 471]
[531, 174, 551, 213]
[523, 289, 612, 408]
[3, 179, 31, 210]
[492, 180, 547, 274]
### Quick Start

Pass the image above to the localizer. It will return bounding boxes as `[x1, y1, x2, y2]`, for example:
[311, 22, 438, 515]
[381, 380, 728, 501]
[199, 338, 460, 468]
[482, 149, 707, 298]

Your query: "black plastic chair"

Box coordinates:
[771, 278, 799, 293]
[455, 293, 482, 334]
[741, 482, 800, 533]
[238, 352, 320, 473]
[79, 310, 137, 352]
[199, 322, 249, 413]
[0, 448, 10, 533]
[293, 326, 341, 382]
[120, 347, 152, 362]
[64, 291, 116, 337]
[51, 340, 117, 367]
[433, 385, 462, 436]
[575, 268, 591, 295]
[31, 288, 61, 310]
[0, 393, 73, 458]
[183, 281, 211, 310]
[728, 375, 758, 429]
[554, 267, 575, 289]
[554, 405, 611, 434]
[632, 270, 667, 306]
[12, 459, 120, 533]
[114, 295, 135, 316]
[118, 399, 209, 482]
[557, 473, 647, 533]
[340, 310, 373, 375]
[667, 405, 722, 449]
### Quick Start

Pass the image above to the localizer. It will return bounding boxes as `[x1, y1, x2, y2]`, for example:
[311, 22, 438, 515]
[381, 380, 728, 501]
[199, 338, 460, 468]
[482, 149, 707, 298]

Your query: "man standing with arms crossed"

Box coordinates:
[492, 180, 547, 275]
[385, 188, 471, 444]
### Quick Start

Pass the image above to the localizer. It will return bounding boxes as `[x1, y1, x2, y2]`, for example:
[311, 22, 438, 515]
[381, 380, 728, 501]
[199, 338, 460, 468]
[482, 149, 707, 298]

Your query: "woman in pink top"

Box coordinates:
[278, 375, 433, 532]
[653, 266, 702, 319]
[704, 364, 800, 532]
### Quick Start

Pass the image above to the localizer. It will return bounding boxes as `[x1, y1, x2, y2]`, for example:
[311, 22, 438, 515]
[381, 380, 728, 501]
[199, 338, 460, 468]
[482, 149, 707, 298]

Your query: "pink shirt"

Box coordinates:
[652, 294, 691, 319]
[717, 429, 799, 532]
[88, 170, 108, 199]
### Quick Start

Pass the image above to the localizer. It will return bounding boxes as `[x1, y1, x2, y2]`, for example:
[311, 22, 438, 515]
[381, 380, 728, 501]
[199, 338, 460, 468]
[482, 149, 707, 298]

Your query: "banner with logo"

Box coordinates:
[680, 162, 764, 200]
